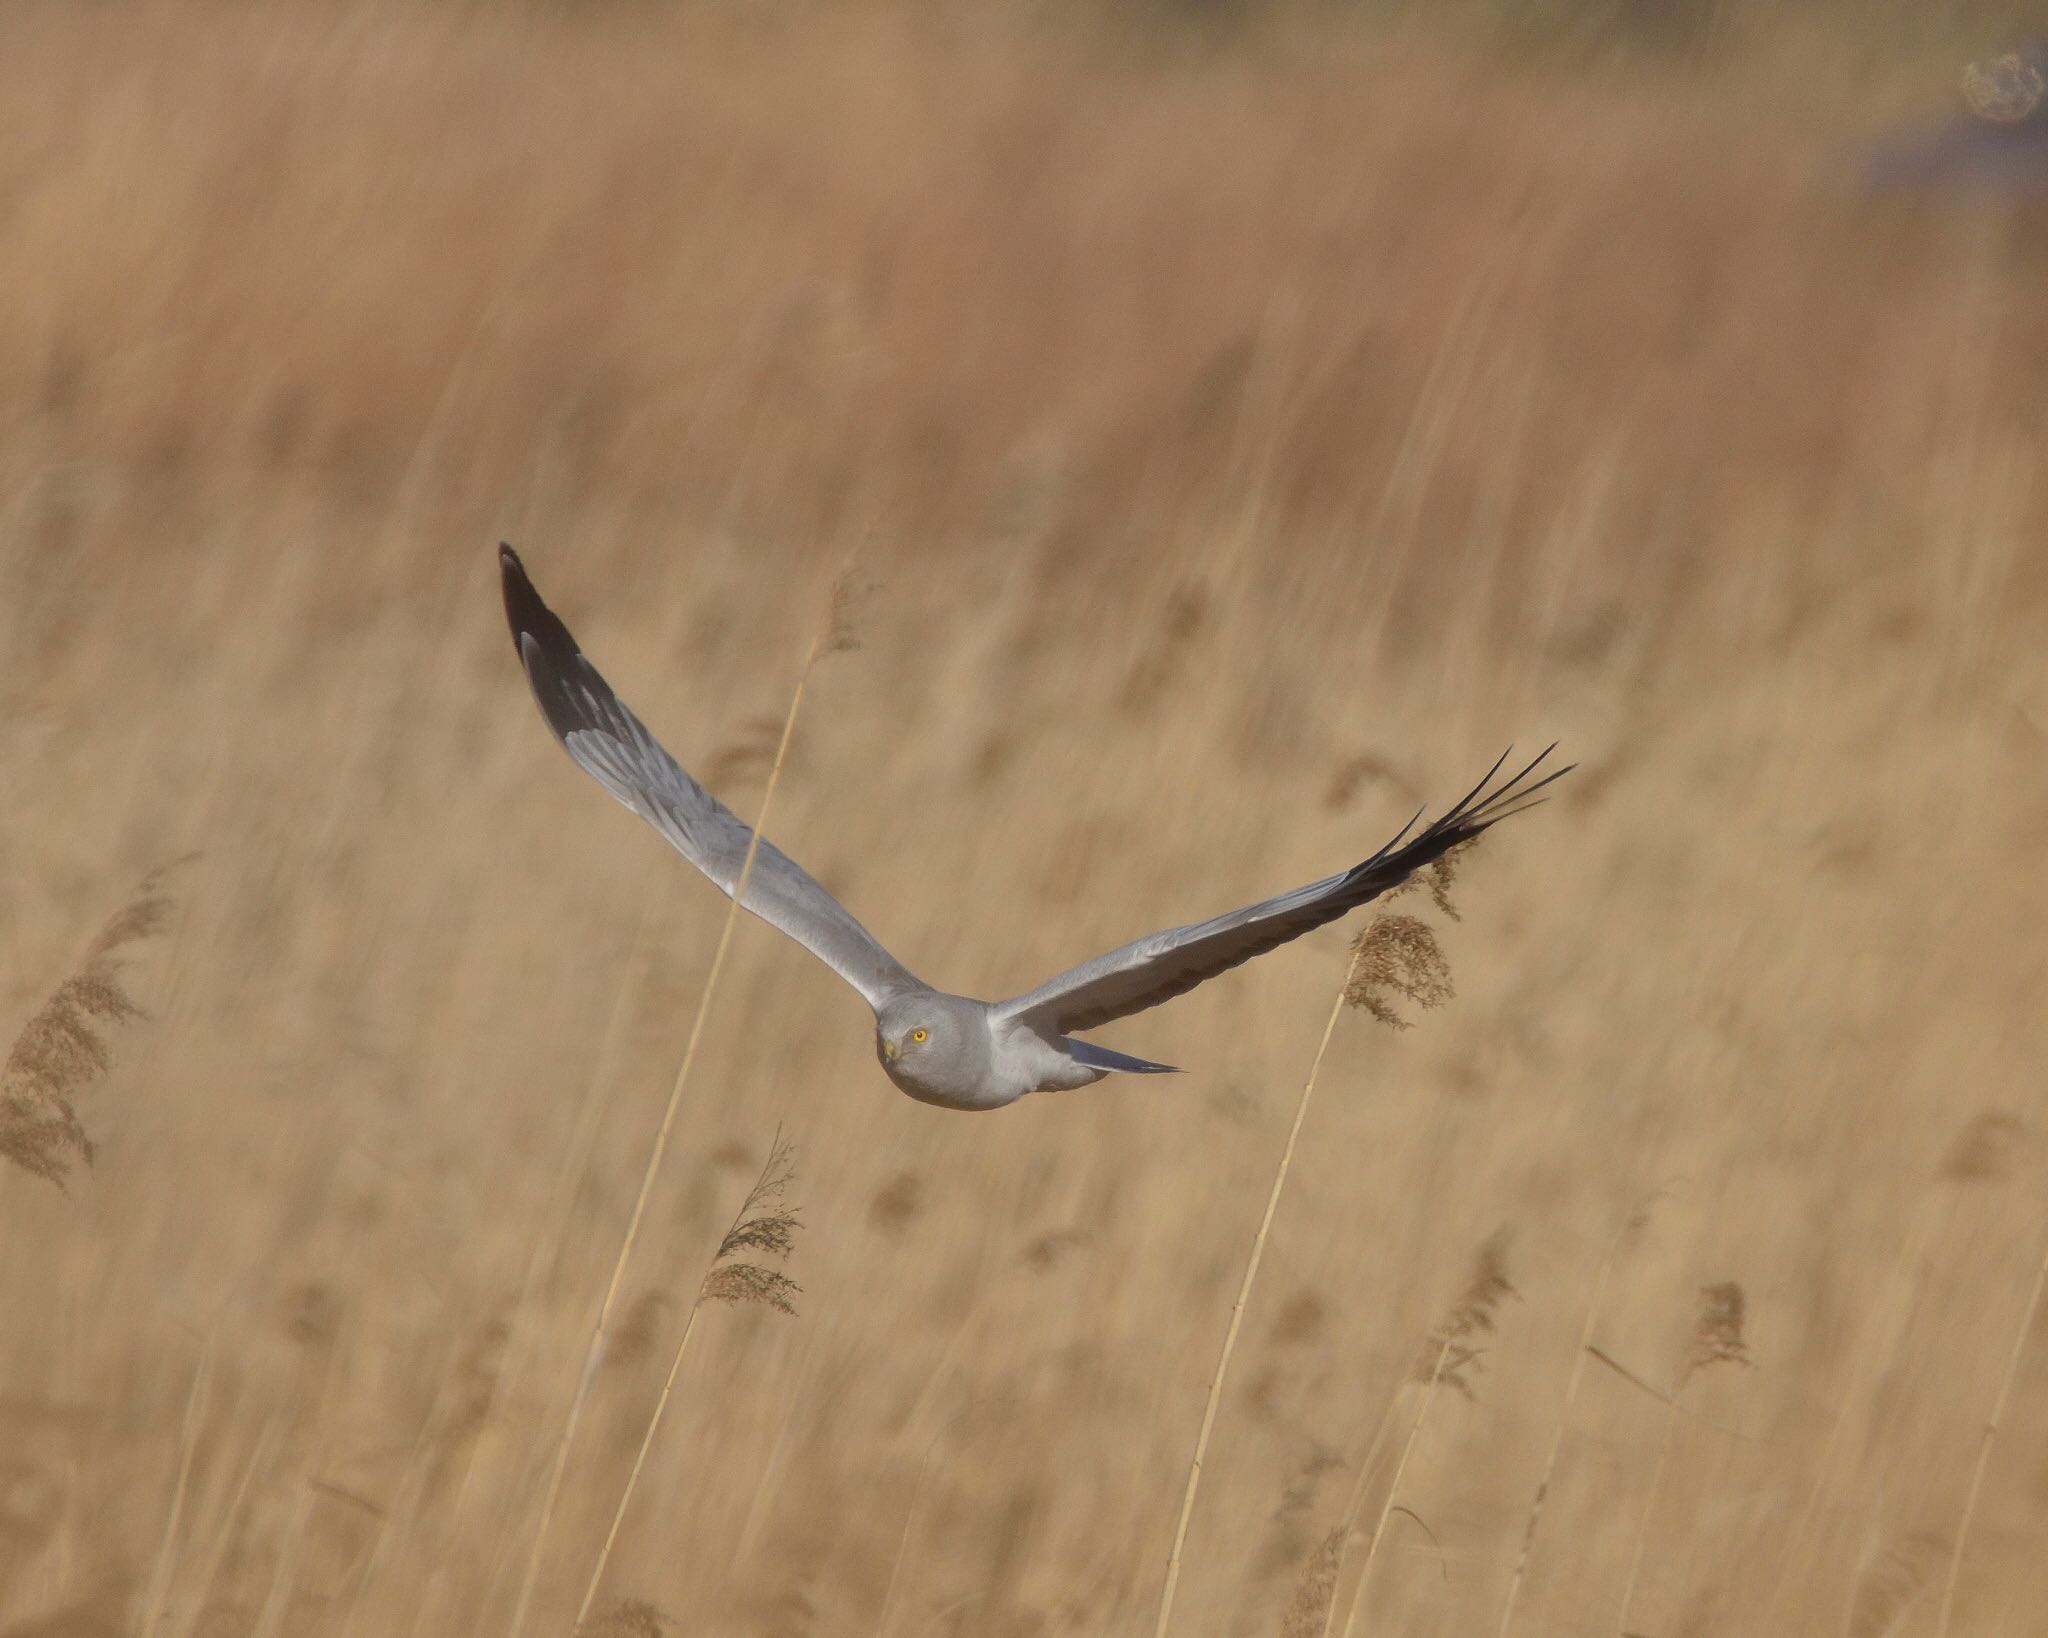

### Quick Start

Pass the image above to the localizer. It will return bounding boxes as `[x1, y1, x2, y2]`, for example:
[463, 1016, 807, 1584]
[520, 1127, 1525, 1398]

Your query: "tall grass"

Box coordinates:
[1496, 1202, 1650, 1638]
[1936, 1226, 2048, 1638]
[1611, 1281, 1752, 1637]
[579, 1132, 803, 1624]
[1155, 880, 1461, 1637]
[1150, 976, 1350, 1638]
[1335, 1233, 1516, 1638]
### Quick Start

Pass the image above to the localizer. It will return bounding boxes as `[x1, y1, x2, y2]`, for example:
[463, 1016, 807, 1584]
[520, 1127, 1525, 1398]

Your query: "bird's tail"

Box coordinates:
[1063, 1038, 1180, 1075]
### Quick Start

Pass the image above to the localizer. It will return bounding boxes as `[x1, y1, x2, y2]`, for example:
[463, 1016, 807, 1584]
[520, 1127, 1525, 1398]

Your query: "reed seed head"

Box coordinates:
[820, 565, 869, 657]
[1417, 1229, 1518, 1398]
[1680, 1280, 1751, 1388]
[2, 863, 180, 1187]
[1345, 914, 1453, 1030]
[1414, 842, 1470, 922]
[697, 1131, 802, 1316]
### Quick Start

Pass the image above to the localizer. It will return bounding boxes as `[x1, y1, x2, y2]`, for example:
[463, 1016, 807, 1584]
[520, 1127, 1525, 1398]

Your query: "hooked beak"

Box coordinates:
[882, 1038, 897, 1060]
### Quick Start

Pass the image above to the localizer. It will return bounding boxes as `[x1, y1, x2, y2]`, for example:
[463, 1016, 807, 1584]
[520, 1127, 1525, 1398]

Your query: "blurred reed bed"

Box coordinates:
[1, 2, 2046, 1635]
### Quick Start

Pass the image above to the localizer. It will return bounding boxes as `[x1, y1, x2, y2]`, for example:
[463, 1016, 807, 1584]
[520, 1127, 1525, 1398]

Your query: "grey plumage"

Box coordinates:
[500, 546, 1567, 1112]
[500, 545, 920, 1008]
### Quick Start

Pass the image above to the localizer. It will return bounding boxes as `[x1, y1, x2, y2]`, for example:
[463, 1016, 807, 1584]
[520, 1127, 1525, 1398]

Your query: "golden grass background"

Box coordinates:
[4, 2, 2048, 1632]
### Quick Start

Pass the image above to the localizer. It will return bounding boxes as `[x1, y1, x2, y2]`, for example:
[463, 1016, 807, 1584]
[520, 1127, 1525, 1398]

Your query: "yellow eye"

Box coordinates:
[910, 1028, 927, 1043]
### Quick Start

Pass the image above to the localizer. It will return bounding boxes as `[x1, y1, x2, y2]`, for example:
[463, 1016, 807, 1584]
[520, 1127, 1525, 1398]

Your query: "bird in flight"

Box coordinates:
[500, 546, 1567, 1111]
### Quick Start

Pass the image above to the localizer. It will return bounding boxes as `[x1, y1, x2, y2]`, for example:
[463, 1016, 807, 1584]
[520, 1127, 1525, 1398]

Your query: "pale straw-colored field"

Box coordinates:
[4, 5, 2046, 1634]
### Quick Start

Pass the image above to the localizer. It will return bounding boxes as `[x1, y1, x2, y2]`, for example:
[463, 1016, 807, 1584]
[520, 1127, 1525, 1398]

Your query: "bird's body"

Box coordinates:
[876, 997, 1111, 1110]
[498, 546, 1566, 1111]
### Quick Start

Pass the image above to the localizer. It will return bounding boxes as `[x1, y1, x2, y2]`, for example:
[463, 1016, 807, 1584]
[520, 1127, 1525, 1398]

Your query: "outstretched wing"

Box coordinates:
[499, 545, 923, 1009]
[997, 747, 1568, 1035]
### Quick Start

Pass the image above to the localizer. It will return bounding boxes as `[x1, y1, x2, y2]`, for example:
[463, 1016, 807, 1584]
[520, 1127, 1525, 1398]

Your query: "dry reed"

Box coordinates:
[1934, 1225, 2048, 1638]
[1150, 974, 1354, 1638]
[1496, 1198, 1656, 1638]
[1420, 1227, 1517, 1401]
[138, 1338, 213, 1638]
[577, 1133, 803, 1624]
[1765, 1115, 2027, 1632]
[1338, 1344, 1450, 1638]
[2, 862, 180, 1186]
[10, 6, 2048, 1631]
[1611, 1281, 1751, 1638]
[509, 558, 858, 1637]
[1342, 915, 1454, 1032]
[1279, 1525, 1348, 1638]
[1312, 1401, 1403, 1638]
[1334, 1232, 1517, 1638]
[1154, 884, 1461, 1638]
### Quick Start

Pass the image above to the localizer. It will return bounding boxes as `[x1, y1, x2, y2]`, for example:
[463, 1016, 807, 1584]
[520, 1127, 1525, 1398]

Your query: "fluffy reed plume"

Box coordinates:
[1343, 915, 1453, 1030]
[510, 556, 860, 1638]
[1935, 1224, 2048, 1638]
[1418, 1227, 1517, 1400]
[1335, 1233, 1515, 1638]
[1612, 1281, 1752, 1638]
[1409, 845, 1469, 921]
[2, 863, 179, 1186]
[696, 1133, 803, 1315]
[577, 1135, 802, 1624]
[579, 1597, 676, 1637]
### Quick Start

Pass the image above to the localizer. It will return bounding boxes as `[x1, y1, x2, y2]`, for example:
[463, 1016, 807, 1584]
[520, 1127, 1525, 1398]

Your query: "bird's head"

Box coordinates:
[873, 994, 993, 1108]
[876, 1001, 940, 1067]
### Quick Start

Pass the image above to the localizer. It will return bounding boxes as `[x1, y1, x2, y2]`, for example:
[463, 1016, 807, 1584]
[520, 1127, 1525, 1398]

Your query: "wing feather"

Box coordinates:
[997, 747, 1569, 1034]
[499, 545, 923, 1010]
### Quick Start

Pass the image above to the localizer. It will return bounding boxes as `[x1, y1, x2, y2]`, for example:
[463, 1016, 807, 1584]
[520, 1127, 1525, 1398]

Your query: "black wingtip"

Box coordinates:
[1462, 749, 1574, 836]
[499, 542, 535, 616]
[498, 543, 575, 663]
[496, 543, 619, 747]
[498, 544, 531, 600]
[499, 542, 532, 635]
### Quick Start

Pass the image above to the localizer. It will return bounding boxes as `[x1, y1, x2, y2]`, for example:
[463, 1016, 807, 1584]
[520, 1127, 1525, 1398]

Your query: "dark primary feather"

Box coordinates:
[500, 543, 618, 747]
[1000, 747, 1571, 1035]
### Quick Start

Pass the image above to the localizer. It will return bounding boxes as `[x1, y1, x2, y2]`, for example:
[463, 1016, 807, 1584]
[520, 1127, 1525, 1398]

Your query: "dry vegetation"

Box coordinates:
[4, 1, 2048, 1634]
